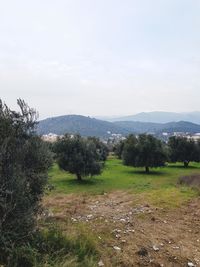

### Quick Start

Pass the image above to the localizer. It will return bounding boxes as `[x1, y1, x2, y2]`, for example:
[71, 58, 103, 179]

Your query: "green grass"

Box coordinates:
[40, 158, 200, 266]
[8, 224, 99, 267]
[48, 157, 200, 206]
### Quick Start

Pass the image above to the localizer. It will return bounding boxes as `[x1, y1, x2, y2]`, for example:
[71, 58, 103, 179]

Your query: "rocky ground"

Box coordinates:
[44, 191, 200, 267]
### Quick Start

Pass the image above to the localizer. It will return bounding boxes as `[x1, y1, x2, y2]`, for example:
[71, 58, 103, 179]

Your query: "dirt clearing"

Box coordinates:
[44, 191, 200, 267]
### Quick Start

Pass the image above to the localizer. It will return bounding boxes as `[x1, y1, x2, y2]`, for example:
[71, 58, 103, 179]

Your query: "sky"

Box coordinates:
[0, 0, 200, 119]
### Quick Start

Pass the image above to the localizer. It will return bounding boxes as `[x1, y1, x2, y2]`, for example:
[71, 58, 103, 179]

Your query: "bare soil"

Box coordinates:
[44, 192, 200, 267]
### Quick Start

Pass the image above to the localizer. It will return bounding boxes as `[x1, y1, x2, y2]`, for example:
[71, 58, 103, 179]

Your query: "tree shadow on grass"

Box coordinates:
[168, 165, 200, 170]
[125, 169, 166, 176]
[62, 177, 105, 187]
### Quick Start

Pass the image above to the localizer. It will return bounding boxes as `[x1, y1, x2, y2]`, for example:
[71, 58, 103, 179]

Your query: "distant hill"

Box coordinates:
[106, 111, 200, 124]
[37, 115, 128, 137]
[114, 121, 200, 134]
[37, 115, 200, 138]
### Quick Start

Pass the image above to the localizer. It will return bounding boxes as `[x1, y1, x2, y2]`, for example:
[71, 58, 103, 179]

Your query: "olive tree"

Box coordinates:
[0, 99, 52, 263]
[168, 136, 199, 167]
[123, 134, 167, 173]
[54, 135, 104, 180]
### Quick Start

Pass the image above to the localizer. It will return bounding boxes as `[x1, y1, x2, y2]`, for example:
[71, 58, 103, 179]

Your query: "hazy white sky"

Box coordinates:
[0, 0, 200, 119]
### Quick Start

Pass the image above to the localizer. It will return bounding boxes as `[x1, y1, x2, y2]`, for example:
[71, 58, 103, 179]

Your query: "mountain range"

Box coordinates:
[37, 115, 129, 138]
[37, 114, 200, 138]
[99, 111, 200, 124]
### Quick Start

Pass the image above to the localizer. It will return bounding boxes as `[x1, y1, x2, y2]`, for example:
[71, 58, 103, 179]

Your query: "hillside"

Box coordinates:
[37, 115, 128, 137]
[108, 111, 200, 124]
[38, 115, 200, 137]
[114, 120, 200, 134]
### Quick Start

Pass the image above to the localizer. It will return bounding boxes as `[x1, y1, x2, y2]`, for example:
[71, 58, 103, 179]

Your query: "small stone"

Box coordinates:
[113, 246, 121, 251]
[121, 239, 126, 243]
[172, 246, 180, 250]
[98, 260, 104, 266]
[188, 262, 195, 267]
[87, 214, 93, 219]
[153, 245, 159, 251]
[120, 218, 126, 223]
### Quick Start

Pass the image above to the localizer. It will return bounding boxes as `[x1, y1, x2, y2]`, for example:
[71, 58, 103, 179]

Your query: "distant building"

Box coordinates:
[187, 133, 200, 142]
[41, 133, 62, 143]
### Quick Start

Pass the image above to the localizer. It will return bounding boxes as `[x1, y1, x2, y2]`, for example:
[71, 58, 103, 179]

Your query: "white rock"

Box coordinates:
[172, 246, 180, 250]
[188, 262, 195, 267]
[113, 246, 121, 251]
[153, 245, 159, 251]
[98, 260, 104, 266]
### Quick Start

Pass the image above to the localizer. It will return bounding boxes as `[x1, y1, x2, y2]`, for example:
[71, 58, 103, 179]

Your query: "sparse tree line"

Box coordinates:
[114, 134, 200, 173]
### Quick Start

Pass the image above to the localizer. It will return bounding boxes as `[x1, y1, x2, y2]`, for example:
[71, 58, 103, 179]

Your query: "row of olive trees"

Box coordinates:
[114, 134, 200, 173]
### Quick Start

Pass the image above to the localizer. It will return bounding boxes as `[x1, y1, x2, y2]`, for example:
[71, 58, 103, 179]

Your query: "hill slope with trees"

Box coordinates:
[37, 115, 200, 137]
[37, 115, 129, 137]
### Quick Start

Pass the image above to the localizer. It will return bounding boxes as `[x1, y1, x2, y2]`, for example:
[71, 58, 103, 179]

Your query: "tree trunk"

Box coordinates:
[184, 161, 189, 168]
[145, 166, 150, 173]
[76, 173, 82, 181]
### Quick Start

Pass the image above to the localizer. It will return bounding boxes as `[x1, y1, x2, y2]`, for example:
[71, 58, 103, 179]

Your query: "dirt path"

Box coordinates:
[44, 192, 200, 267]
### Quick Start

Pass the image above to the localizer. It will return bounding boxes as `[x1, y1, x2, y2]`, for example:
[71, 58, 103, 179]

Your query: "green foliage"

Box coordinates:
[0, 99, 53, 265]
[87, 137, 109, 161]
[113, 140, 125, 159]
[122, 134, 167, 172]
[48, 157, 200, 199]
[5, 225, 98, 267]
[54, 135, 104, 180]
[168, 136, 199, 167]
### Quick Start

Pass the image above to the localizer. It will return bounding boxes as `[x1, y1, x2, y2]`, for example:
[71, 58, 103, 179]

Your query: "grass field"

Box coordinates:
[43, 157, 200, 266]
[48, 157, 200, 208]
